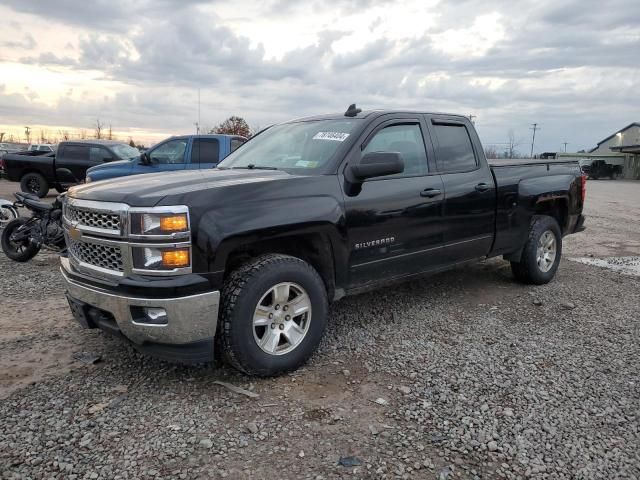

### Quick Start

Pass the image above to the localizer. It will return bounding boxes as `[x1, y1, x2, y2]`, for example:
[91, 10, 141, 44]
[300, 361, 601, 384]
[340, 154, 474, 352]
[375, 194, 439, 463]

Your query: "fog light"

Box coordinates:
[161, 248, 190, 268]
[143, 307, 168, 325]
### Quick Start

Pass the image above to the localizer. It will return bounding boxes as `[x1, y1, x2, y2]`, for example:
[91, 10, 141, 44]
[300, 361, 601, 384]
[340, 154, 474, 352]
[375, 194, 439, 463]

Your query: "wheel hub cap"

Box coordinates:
[253, 282, 311, 355]
[536, 230, 557, 273]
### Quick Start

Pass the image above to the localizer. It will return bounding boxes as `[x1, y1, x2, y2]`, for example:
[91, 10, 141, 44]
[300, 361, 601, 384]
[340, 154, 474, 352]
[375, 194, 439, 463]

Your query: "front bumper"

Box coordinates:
[61, 257, 220, 363]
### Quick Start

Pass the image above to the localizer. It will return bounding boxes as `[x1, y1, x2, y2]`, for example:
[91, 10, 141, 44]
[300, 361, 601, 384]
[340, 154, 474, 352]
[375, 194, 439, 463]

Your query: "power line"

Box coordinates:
[530, 123, 540, 158]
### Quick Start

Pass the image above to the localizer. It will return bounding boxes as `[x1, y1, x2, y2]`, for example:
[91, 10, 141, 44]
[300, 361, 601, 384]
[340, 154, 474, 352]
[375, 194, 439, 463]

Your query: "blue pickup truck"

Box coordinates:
[85, 134, 246, 183]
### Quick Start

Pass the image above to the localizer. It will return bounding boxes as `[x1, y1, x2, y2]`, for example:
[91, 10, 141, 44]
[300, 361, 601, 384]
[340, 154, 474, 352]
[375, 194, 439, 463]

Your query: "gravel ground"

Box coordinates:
[1, 179, 639, 479]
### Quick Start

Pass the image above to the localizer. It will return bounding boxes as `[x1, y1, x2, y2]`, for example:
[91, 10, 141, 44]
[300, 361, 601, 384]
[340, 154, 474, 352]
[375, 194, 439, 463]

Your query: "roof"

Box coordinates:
[589, 122, 640, 152]
[59, 139, 130, 146]
[284, 110, 471, 123]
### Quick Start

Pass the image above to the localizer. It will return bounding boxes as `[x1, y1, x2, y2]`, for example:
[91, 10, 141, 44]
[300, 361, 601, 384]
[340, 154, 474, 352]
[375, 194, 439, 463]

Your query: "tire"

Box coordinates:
[1, 218, 40, 262]
[20, 173, 49, 198]
[510, 215, 562, 285]
[219, 254, 328, 376]
[0, 205, 18, 229]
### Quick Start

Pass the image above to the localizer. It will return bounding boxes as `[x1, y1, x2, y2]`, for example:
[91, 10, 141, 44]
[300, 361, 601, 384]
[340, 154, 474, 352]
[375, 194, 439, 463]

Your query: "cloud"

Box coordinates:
[1, 0, 639, 152]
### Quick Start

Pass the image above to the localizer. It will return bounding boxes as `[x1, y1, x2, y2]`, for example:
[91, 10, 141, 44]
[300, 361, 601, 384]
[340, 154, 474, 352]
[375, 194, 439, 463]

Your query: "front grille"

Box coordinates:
[67, 237, 123, 272]
[66, 205, 120, 231]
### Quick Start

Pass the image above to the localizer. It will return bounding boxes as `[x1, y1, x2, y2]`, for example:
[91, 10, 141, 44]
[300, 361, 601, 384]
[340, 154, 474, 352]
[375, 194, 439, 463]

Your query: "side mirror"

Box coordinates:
[348, 152, 404, 181]
[140, 152, 151, 165]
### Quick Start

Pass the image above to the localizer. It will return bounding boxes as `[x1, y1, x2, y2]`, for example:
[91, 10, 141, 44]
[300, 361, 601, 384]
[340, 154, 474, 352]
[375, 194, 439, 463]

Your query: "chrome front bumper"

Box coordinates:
[61, 257, 220, 346]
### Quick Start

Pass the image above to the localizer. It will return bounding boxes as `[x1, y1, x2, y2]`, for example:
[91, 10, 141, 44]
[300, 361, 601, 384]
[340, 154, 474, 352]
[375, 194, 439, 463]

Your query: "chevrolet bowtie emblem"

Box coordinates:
[68, 222, 82, 241]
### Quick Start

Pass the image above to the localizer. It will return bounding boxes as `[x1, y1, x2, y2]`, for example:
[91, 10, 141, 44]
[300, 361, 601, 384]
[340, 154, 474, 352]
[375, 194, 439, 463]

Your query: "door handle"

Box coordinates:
[475, 183, 491, 192]
[420, 188, 442, 198]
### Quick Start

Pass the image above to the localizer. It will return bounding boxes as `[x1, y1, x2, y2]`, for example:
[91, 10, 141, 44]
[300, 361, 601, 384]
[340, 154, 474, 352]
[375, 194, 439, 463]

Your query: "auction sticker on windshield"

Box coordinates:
[313, 132, 350, 142]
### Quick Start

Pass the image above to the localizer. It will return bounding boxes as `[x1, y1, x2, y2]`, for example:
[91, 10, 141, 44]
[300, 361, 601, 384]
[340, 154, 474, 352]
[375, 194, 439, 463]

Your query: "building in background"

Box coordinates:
[589, 123, 640, 179]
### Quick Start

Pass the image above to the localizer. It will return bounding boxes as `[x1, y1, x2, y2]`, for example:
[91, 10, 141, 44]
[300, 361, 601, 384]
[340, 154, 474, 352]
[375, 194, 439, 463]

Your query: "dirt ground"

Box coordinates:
[1, 178, 639, 479]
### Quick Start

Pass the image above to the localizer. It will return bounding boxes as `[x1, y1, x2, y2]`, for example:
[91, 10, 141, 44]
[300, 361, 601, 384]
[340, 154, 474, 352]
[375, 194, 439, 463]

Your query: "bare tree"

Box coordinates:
[107, 124, 113, 140]
[484, 146, 499, 159]
[0, 132, 5, 142]
[24, 126, 31, 144]
[211, 116, 252, 138]
[94, 119, 104, 139]
[79, 129, 88, 139]
[507, 129, 524, 158]
[58, 129, 71, 141]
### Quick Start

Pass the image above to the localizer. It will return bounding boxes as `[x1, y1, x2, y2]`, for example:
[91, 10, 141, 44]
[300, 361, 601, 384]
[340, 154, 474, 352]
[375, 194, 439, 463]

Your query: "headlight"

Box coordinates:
[132, 246, 191, 271]
[130, 209, 189, 236]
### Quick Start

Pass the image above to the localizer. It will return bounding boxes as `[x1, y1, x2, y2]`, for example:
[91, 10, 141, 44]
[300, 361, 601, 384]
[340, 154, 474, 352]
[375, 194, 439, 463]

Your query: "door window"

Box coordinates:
[231, 138, 245, 152]
[60, 145, 90, 160]
[432, 124, 477, 172]
[362, 124, 428, 177]
[149, 139, 188, 164]
[90, 146, 112, 162]
[190, 139, 219, 164]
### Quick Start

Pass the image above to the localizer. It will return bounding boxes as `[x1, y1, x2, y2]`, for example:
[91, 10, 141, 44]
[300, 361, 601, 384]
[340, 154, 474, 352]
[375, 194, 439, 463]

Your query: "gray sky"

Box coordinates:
[0, 0, 638, 152]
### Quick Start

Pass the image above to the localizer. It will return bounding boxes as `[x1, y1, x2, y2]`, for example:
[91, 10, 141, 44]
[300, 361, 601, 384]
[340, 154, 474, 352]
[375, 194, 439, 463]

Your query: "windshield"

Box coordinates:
[218, 119, 359, 172]
[112, 143, 141, 160]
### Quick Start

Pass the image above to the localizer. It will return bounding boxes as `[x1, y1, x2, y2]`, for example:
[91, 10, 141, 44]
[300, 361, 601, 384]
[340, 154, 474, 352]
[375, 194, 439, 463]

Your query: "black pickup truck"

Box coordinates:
[59, 107, 586, 376]
[2, 140, 140, 197]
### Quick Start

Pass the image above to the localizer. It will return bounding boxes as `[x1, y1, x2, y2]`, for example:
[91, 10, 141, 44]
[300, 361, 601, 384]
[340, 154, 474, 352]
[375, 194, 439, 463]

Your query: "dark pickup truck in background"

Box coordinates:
[59, 107, 586, 376]
[2, 140, 140, 197]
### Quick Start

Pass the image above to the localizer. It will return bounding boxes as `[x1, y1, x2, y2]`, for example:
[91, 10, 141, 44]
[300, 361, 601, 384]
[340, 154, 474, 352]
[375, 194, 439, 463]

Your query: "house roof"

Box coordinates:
[589, 122, 640, 152]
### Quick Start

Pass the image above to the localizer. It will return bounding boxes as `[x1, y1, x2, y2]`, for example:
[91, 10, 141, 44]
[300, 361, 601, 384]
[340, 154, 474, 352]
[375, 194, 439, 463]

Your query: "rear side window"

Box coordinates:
[190, 139, 219, 164]
[90, 147, 112, 162]
[60, 145, 90, 160]
[432, 123, 477, 172]
[231, 138, 245, 152]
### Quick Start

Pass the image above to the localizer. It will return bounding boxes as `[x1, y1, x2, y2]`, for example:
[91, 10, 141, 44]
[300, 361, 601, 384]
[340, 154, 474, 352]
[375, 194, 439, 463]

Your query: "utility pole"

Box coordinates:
[562, 142, 569, 152]
[468, 114, 476, 125]
[24, 126, 31, 144]
[530, 123, 540, 158]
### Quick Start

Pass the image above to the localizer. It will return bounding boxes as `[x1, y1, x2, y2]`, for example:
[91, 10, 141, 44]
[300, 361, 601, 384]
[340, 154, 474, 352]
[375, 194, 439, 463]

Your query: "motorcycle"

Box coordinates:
[1, 192, 66, 262]
[0, 198, 19, 229]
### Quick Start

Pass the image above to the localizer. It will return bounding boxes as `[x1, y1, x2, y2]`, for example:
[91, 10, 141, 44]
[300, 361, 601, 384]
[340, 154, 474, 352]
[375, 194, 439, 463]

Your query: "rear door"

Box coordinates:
[427, 116, 495, 262]
[55, 143, 91, 182]
[190, 138, 220, 169]
[342, 115, 446, 288]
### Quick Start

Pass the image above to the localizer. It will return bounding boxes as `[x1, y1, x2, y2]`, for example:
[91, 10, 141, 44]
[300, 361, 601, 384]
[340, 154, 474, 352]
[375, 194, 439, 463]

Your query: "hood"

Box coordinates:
[87, 159, 132, 174]
[67, 168, 295, 207]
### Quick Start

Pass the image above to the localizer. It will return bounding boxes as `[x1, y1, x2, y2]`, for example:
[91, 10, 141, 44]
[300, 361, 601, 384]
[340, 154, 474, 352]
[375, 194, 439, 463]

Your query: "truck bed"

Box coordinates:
[489, 158, 583, 258]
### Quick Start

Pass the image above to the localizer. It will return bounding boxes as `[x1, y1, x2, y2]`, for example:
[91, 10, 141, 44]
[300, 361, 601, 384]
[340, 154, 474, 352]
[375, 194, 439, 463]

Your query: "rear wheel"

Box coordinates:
[511, 215, 562, 285]
[219, 254, 328, 376]
[1, 218, 40, 262]
[20, 173, 49, 198]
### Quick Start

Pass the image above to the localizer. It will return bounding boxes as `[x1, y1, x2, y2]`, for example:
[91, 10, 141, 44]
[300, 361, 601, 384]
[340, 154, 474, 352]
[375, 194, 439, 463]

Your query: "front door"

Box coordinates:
[143, 138, 189, 174]
[342, 118, 446, 288]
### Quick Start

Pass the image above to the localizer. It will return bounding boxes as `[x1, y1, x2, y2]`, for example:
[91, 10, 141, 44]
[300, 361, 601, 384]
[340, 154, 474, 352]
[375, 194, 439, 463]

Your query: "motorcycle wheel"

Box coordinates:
[1, 218, 41, 262]
[0, 205, 18, 229]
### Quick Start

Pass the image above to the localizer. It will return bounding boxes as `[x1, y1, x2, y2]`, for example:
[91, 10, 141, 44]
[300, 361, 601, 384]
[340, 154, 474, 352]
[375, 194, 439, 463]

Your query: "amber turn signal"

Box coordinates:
[160, 214, 188, 232]
[161, 248, 190, 268]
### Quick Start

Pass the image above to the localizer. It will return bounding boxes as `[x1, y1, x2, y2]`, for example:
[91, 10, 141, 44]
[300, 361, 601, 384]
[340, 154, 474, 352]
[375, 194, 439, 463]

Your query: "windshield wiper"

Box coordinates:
[231, 164, 279, 170]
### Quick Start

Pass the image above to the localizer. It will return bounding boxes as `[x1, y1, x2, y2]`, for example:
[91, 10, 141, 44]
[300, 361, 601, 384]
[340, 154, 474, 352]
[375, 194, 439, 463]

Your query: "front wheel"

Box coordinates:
[511, 215, 562, 285]
[219, 254, 328, 376]
[1, 218, 40, 262]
